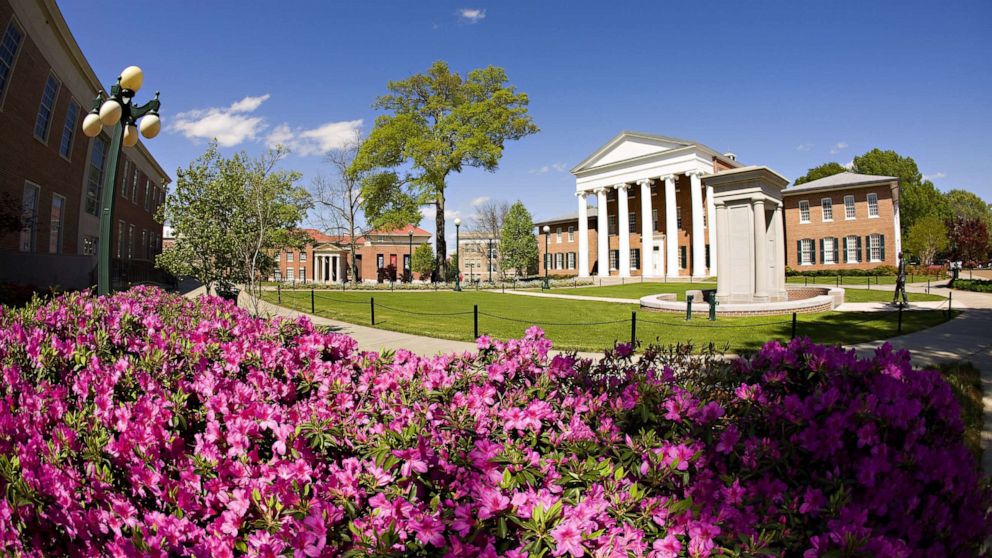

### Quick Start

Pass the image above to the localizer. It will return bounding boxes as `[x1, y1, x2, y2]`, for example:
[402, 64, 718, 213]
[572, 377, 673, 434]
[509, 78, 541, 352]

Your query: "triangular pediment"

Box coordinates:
[571, 131, 696, 173]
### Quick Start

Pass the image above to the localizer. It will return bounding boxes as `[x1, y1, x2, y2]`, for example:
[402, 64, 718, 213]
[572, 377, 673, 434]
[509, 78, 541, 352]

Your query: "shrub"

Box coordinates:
[952, 279, 992, 293]
[0, 288, 987, 556]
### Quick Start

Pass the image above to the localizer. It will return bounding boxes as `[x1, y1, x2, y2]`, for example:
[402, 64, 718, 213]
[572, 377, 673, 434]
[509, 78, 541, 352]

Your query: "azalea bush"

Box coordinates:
[0, 287, 987, 557]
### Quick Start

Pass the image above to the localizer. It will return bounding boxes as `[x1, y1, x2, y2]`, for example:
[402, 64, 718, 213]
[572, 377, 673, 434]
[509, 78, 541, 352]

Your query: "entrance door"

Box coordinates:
[652, 244, 663, 276]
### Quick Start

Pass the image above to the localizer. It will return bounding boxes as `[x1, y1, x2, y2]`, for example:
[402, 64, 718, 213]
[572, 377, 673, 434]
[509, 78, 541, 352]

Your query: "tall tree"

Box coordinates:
[851, 149, 948, 233]
[903, 215, 948, 266]
[157, 142, 310, 313]
[311, 131, 370, 285]
[411, 242, 435, 281]
[947, 217, 989, 264]
[470, 199, 510, 279]
[352, 61, 539, 279]
[945, 189, 992, 232]
[794, 162, 848, 185]
[499, 201, 538, 277]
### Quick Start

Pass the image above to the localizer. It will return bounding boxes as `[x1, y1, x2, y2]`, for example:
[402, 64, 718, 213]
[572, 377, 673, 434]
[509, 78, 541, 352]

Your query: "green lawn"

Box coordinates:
[937, 362, 984, 464]
[543, 282, 717, 300]
[263, 290, 951, 353]
[841, 288, 945, 303]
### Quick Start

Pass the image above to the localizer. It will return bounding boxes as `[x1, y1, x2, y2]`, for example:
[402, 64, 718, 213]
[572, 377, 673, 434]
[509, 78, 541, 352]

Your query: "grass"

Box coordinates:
[841, 288, 945, 303]
[262, 289, 952, 353]
[542, 282, 717, 301]
[936, 362, 984, 464]
[786, 274, 943, 286]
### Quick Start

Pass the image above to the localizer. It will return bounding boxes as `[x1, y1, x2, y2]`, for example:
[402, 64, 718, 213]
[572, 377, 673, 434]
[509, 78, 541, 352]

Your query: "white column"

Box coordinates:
[638, 179, 653, 277]
[688, 171, 706, 278]
[706, 184, 717, 277]
[616, 184, 630, 277]
[596, 188, 609, 278]
[715, 202, 730, 300]
[893, 198, 902, 256]
[576, 192, 590, 277]
[753, 199, 768, 300]
[663, 175, 678, 278]
[772, 202, 786, 297]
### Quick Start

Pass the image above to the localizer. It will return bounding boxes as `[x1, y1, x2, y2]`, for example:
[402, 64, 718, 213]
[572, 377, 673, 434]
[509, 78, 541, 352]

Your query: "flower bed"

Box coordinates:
[0, 287, 987, 556]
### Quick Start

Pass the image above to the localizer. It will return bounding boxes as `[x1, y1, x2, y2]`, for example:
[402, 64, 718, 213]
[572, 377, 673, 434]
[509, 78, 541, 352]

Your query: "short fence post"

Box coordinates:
[310, 289, 315, 314]
[897, 304, 903, 334]
[804, 276, 808, 286]
[277, 283, 281, 304]
[370, 297, 375, 325]
[839, 275, 843, 286]
[621, 277, 625, 285]
[473, 305, 479, 339]
[630, 311, 637, 346]
[947, 292, 952, 320]
[867, 277, 871, 290]
[685, 295, 694, 321]
[791, 312, 798, 340]
[836, 275, 839, 287]
[927, 278, 931, 294]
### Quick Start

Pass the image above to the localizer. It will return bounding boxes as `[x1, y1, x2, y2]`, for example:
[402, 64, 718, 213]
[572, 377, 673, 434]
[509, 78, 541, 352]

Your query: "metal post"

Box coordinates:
[867, 277, 871, 290]
[454, 222, 462, 291]
[708, 297, 717, 321]
[474, 304, 479, 339]
[488, 239, 493, 283]
[310, 289, 315, 314]
[804, 276, 808, 286]
[370, 297, 375, 325]
[898, 304, 903, 334]
[791, 312, 797, 340]
[927, 278, 930, 293]
[947, 292, 952, 320]
[630, 311, 636, 346]
[97, 122, 123, 295]
[836, 275, 839, 287]
[277, 283, 281, 304]
[685, 294, 693, 321]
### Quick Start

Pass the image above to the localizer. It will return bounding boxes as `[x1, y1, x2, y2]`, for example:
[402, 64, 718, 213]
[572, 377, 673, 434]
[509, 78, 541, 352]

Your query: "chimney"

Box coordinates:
[723, 152, 737, 161]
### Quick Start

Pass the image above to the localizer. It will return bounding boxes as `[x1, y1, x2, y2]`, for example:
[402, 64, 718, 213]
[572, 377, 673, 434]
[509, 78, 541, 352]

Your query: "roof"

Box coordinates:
[302, 224, 430, 245]
[368, 224, 431, 237]
[703, 165, 790, 188]
[571, 130, 741, 174]
[783, 172, 898, 195]
[534, 206, 598, 226]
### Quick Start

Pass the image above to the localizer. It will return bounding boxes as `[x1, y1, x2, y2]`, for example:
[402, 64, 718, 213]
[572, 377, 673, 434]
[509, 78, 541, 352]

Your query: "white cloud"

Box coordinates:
[529, 162, 566, 175]
[171, 94, 271, 147]
[458, 8, 486, 23]
[471, 196, 490, 207]
[420, 207, 460, 220]
[796, 143, 813, 152]
[266, 119, 363, 156]
[923, 172, 946, 181]
[830, 142, 848, 154]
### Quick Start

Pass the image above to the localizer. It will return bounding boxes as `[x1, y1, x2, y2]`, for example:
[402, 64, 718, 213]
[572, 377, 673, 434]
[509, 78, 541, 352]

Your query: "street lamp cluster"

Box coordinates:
[81, 66, 163, 295]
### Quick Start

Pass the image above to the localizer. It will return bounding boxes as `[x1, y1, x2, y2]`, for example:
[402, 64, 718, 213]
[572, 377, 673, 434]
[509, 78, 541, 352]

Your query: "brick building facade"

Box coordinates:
[0, 0, 168, 289]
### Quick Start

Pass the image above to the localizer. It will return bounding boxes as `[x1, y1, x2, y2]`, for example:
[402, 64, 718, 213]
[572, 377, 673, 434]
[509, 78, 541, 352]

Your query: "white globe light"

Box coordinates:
[120, 66, 144, 92]
[454, 218, 461, 226]
[139, 113, 161, 139]
[122, 124, 139, 148]
[81, 112, 103, 137]
[543, 225, 550, 233]
[99, 99, 122, 126]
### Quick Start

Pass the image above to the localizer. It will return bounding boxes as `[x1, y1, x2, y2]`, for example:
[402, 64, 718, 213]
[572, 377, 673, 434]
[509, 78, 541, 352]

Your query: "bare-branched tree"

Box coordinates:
[311, 132, 371, 285]
[469, 199, 509, 280]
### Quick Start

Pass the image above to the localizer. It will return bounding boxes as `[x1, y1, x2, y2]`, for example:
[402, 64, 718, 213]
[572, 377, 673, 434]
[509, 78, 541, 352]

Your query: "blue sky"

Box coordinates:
[61, 1, 992, 248]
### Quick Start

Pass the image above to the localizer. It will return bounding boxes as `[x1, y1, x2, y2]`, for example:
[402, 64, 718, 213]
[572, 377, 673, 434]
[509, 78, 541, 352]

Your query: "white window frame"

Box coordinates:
[0, 20, 25, 107]
[556, 227, 562, 244]
[34, 73, 61, 142]
[299, 251, 307, 262]
[286, 251, 294, 262]
[821, 198, 833, 222]
[628, 211, 636, 233]
[19, 181, 40, 252]
[798, 200, 810, 224]
[127, 225, 135, 260]
[676, 207, 682, 229]
[286, 268, 294, 281]
[556, 252, 564, 269]
[652, 209, 658, 231]
[845, 235, 859, 263]
[844, 195, 856, 220]
[823, 237, 836, 265]
[868, 234, 883, 262]
[49, 193, 64, 254]
[567, 225, 574, 242]
[609, 250, 618, 271]
[608, 214, 617, 235]
[116, 220, 125, 258]
[141, 229, 148, 259]
[85, 136, 107, 216]
[299, 267, 306, 282]
[799, 239, 814, 266]
[867, 193, 879, 218]
[567, 252, 575, 269]
[59, 100, 79, 160]
[630, 248, 639, 270]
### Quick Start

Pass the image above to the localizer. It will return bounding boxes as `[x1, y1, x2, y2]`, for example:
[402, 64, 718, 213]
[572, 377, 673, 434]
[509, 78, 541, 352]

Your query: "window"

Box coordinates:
[608, 214, 617, 235]
[652, 209, 658, 231]
[0, 21, 24, 101]
[299, 268, 306, 282]
[299, 251, 306, 262]
[799, 239, 814, 266]
[844, 235, 860, 263]
[376, 254, 384, 269]
[121, 160, 131, 199]
[821, 198, 833, 222]
[127, 225, 135, 259]
[287, 268, 294, 281]
[85, 137, 107, 215]
[798, 200, 810, 224]
[630, 248, 640, 270]
[82, 235, 96, 256]
[34, 74, 61, 141]
[144, 181, 151, 211]
[556, 227, 562, 243]
[59, 101, 79, 158]
[567, 252, 575, 269]
[567, 226, 574, 242]
[286, 251, 294, 262]
[19, 182, 40, 252]
[868, 233, 884, 262]
[676, 207, 683, 229]
[822, 237, 837, 264]
[867, 193, 879, 218]
[556, 252, 564, 269]
[131, 169, 139, 204]
[628, 212, 637, 232]
[274, 252, 280, 262]
[609, 250, 619, 271]
[116, 220, 124, 258]
[844, 195, 856, 219]
[141, 230, 148, 259]
[49, 194, 64, 254]
[680, 246, 687, 269]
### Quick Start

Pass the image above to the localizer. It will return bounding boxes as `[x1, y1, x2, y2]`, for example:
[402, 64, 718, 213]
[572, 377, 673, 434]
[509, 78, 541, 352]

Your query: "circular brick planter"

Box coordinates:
[639, 287, 844, 316]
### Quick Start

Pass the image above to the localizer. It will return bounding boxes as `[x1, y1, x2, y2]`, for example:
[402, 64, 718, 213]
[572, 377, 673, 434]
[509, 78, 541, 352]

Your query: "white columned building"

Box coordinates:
[576, 192, 589, 277]
[570, 131, 740, 279]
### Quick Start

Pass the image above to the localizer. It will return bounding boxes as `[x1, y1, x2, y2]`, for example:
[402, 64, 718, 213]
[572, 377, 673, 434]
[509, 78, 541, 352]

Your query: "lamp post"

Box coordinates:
[488, 238, 494, 283]
[454, 218, 462, 291]
[80, 66, 162, 296]
[407, 230, 413, 283]
[542, 225, 551, 289]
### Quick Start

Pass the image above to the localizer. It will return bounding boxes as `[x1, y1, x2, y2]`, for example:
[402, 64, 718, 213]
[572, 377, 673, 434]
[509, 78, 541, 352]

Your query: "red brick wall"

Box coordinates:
[783, 185, 898, 271]
[273, 239, 428, 283]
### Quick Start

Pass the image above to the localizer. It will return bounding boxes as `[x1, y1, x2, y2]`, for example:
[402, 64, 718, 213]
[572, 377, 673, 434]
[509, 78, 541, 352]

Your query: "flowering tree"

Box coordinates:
[0, 288, 987, 556]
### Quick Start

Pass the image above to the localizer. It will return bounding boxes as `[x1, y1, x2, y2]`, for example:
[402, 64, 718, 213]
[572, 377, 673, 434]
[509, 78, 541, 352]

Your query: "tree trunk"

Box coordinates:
[435, 189, 447, 282]
[350, 241, 358, 284]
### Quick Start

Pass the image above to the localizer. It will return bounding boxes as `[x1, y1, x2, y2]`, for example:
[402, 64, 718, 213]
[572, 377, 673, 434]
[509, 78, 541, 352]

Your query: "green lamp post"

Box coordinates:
[80, 66, 162, 296]
[542, 225, 551, 289]
[453, 218, 462, 291]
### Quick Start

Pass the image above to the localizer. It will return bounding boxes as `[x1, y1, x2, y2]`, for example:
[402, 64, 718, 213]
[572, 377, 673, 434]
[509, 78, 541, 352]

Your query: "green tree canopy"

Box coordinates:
[156, 142, 311, 312]
[499, 201, 538, 277]
[945, 189, 991, 225]
[948, 217, 990, 263]
[903, 214, 948, 266]
[352, 61, 539, 279]
[794, 162, 848, 185]
[411, 242, 435, 281]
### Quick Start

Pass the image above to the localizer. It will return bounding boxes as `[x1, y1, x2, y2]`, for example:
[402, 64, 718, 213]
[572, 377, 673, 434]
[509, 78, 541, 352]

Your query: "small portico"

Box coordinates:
[313, 245, 346, 284]
[706, 166, 789, 304]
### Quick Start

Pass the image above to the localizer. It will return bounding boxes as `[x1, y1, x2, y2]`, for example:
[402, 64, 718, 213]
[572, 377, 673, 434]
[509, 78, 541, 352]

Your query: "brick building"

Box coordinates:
[456, 231, 501, 282]
[0, 0, 168, 289]
[781, 172, 901, 271]
[271, 225, 431, 284]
